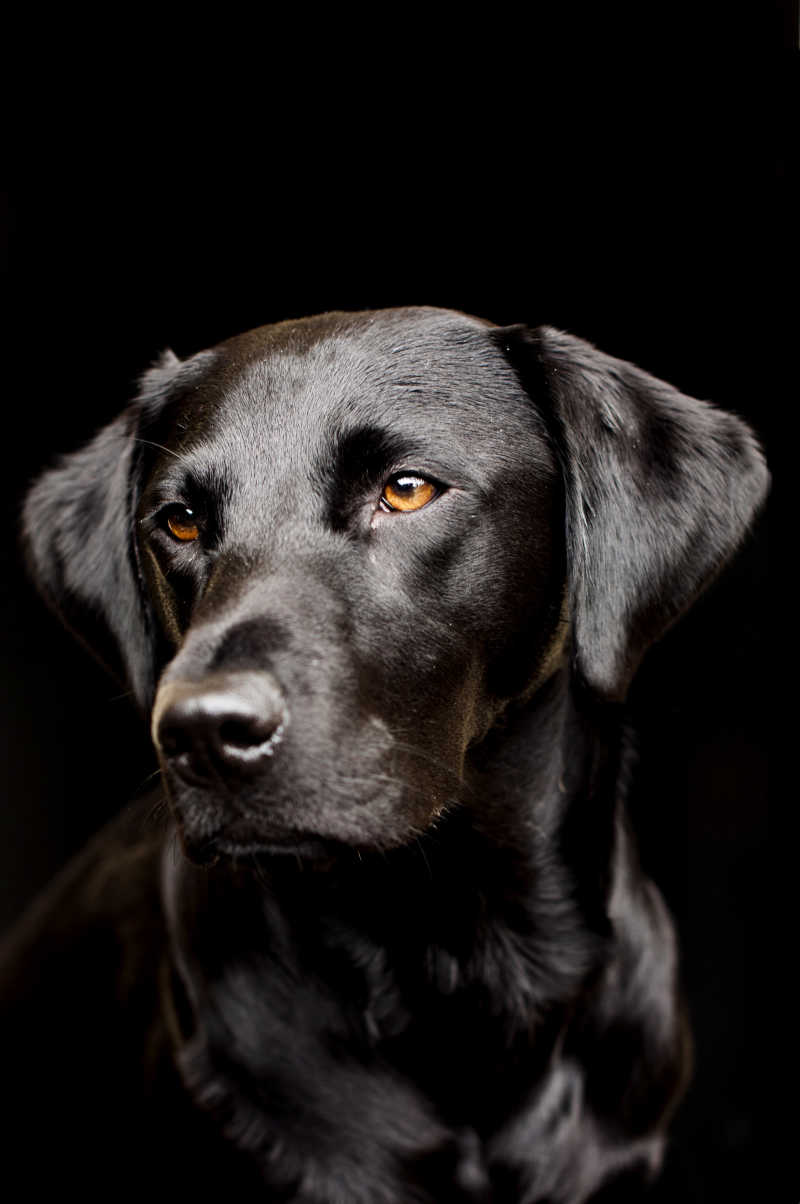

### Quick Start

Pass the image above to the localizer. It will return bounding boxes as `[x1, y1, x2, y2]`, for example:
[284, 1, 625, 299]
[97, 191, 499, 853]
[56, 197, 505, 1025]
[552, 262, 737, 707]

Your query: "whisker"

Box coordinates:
[144, 792, 170, 828]
[138, 768, 162, 788]
[248, 854, 269, 886]
[390, 740, 476, 801]
[133, 437, 194, 466]
[414, 836, 433, 881]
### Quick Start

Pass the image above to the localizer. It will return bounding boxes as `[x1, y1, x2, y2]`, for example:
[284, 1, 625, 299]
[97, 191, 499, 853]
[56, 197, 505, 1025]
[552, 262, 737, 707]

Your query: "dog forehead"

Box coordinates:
[190, 308, 541, 467]
[214, 306, 496, 367]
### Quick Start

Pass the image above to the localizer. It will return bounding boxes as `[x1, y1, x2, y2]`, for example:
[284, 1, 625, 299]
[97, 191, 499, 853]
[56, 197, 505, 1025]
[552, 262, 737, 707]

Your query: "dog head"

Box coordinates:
[23, 308, 768, 861]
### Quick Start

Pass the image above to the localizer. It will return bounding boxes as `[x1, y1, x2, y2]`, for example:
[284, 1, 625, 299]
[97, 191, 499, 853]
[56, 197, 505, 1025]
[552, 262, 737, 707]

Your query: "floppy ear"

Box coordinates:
[22, 350, 182, 708]
[497, 326, 769, 701]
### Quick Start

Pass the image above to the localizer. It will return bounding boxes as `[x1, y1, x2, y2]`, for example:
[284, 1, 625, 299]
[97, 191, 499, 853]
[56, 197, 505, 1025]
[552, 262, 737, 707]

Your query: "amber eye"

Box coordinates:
[381, 474, 438, 513]
[164, 505, 200, 542]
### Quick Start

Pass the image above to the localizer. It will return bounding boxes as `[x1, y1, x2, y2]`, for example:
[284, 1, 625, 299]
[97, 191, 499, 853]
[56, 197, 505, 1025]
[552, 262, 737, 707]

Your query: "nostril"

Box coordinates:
[158, 723, 187, 759]
[219, 712, 282, 751]
[219, 717, 262, 748]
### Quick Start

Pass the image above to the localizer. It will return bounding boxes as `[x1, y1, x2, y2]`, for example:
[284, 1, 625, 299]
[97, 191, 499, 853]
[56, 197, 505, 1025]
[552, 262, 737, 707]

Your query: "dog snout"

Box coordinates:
[152, 671, 287, 785]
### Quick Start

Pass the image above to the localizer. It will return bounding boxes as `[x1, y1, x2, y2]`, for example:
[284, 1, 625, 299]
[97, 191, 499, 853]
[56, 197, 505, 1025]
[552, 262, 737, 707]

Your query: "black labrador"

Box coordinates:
[1, 309, 767, 1201]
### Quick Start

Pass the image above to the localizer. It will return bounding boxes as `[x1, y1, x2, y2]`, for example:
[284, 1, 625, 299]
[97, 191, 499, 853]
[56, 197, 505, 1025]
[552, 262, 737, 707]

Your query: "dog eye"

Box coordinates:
[380, 474, 438, 513]
[162, 505, 201, 542]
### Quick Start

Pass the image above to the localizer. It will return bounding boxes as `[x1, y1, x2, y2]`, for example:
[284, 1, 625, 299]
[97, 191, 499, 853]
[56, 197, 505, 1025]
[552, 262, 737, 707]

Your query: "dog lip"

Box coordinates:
[212, 831, 342, 861]
[174, 806, 343, 864]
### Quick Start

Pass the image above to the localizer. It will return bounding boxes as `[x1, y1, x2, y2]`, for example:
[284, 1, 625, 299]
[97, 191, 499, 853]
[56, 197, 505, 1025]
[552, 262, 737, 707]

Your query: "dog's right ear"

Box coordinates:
[22, 350, 183, 708]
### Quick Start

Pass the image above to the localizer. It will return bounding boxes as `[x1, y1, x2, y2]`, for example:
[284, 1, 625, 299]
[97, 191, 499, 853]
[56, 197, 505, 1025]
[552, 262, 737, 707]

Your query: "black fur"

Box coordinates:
[1, 309, 768, 1200]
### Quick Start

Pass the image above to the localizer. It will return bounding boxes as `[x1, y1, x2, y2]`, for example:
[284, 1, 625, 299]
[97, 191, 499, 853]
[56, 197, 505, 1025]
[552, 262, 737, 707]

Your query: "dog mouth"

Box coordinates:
[175, 815, 348, 866]
[214, 831, 342, 862]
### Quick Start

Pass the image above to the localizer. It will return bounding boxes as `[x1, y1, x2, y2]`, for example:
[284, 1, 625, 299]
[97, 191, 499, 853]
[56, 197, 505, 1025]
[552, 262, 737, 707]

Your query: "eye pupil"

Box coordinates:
[165, 506, 200, 542]
[382, 474, 437, 513]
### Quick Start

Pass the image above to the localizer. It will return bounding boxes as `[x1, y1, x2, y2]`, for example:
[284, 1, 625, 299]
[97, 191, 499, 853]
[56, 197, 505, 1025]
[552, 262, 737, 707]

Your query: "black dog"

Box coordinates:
[1, 309, 767, 1200]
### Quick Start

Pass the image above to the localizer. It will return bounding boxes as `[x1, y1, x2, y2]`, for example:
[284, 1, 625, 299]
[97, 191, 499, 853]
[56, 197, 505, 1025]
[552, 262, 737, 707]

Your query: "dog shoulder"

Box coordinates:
[0, 795, 167, 1010]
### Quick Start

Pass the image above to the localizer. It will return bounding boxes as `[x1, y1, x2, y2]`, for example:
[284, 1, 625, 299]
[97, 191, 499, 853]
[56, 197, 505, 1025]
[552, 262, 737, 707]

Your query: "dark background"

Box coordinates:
[2, 55, 785, 1202]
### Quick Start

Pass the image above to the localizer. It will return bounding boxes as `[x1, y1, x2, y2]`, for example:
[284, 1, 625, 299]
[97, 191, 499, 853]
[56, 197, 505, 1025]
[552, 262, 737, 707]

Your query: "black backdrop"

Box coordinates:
[2, 68, 782, 1201]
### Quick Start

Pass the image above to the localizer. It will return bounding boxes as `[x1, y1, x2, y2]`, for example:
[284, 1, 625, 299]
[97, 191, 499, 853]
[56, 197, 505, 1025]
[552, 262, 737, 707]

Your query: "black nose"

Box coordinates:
[152, 671, 287, 785]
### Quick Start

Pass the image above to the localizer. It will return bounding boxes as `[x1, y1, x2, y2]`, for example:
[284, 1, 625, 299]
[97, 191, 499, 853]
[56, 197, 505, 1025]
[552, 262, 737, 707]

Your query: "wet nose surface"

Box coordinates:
[153, 671, 287, 785]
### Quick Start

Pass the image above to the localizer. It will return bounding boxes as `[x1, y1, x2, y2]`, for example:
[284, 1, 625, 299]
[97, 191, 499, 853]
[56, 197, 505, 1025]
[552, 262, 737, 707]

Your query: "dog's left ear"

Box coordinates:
[496, 326, 769, 701]
[22, 350, 183, 708]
